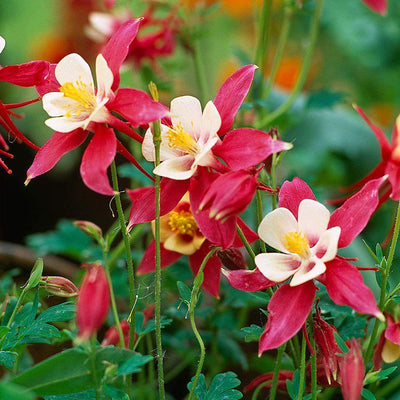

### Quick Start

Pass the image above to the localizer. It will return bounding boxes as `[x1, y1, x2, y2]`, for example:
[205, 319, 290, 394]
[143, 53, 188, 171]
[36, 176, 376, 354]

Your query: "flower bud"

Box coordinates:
[217, 247, 247, 270]
[74, 220, 103, 241]
[77, 264, 110, 339]
[102, 319, 130, 347]
[341, 338, 364, 400]
[41, 276, 79, 297]
[199, 168, 258, 221]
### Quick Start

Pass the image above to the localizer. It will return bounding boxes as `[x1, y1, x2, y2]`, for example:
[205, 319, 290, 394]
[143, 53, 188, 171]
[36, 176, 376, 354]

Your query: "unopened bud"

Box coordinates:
[41, 276, 79, 297]
[74, 220, 103, 241]
[217, 247, 247, 270]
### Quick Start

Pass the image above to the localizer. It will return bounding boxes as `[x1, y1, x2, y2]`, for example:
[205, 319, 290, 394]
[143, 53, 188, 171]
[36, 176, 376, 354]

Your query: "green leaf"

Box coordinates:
[118, 163, 154, 185]
[306, 89, 346, 110]
[141, 316, 172, 336]
[362, 240, 379, 264]
[364, 366, 397, 385]
[25, 258, 43, 290]
[177, 281, 192, 303]
[0, 350, 18, 369]
[116, 354, 153, 375]
[187, 372, 242, 400]
[217, 332, 248, 370]
[334, 333, 349, 353]
[286, 370, 300, 400]
[240, 324, 263, 343]
[0, 382, 34, 400]
[362, 388, 376, 400]
[37, 303, 75, 323]
[103, 385, 129, 400]
[11, 346, 139, 396]
[376, 244, 383, 261]
[44, 390, 96, 400]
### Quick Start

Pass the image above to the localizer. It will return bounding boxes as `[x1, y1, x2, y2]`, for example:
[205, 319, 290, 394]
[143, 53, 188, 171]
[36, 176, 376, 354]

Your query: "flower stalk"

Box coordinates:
[298, 332, 307, 400]
[269, 342, 287, 400]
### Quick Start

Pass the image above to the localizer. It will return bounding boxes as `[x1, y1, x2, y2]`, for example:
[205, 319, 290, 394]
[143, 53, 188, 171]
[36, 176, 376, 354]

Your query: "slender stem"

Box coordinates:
[297, 333, 307, 400]
[256, 191, 267, 253]
[365, 201, 400, 364]
[310, 329, 317, 400]
[251, 381, 271, 400]
[188, 248, 219, 400]
[262, 3, 293, 100]
[192, 37, 209, 104]
[149, 81, 166, 400]
[111, 161, 136, 350]
[5, 288, 27, 329]
[146, 334, 156, 400]
[237, 224, 256, 260]
[90, 335, 101, 400]
[103, 249, 125, 348]
[269, 342, 287, 400]
[255, 0, 273, 72]
[256, 0, 324, 129]
[271, 137, 278, 210]
[288, 339, 300, 369]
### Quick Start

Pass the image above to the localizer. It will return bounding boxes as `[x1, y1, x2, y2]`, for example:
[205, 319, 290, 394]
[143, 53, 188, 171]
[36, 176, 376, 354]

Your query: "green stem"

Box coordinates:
[5, 288, 27, 329]
[193, 37, 209, 104]
[251, 381, 271, 400]
[310, 329, 317, 400]
[236, 224, 256, 259]
[262, 3, 293, 100]
[90, 335, 101, 400]
[297, 333, 307, 400]
[271, 133, 278, 210]
[256, 0, 324, 129]
[288, 339, 300, 369]
[255, 0, 273, 72]
[146, 334, 156, 400]
[188, 248, 219, 400]
[269, 342, 287, 400]
[111, 161, 136, 350]
[256, 191, 267, 253]
[103, 249, 125, 348]
[365, 201, 400, 364]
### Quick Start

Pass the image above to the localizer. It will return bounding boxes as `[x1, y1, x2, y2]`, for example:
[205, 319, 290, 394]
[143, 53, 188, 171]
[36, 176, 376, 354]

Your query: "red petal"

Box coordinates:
[386, 161, 400, 200]
[354, 105, 391, 159]
[213, 128, 290, 170]
[137, 240, 182, 274]
[259, 281, 316, 354]
[109, 88, 169, 127]
[341, 339, 364, 400]
[127, 178, 189, 228]
[214, 65, 257, 135]
[35, 64, 59, 96]
[80, 125, 116, 195]
[324, 258, 382, 318]
[278, 178, 316, 218]
[189, 241, 221, 297]
[361, 0, 387, 14]
[244, 371, 294, 392]
[329, 177, 385, 248]
[0, 60, 50, 87]
[385, 321, 400, 345]
[190, 168, 236, 248]
[101, 19, 141, 91]
[223, 267, 275, 292]
[27, 129, 87, 181]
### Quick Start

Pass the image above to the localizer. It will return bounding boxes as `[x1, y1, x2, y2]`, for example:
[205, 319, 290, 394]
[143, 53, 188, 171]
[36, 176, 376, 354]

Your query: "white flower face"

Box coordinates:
[42, 53, 113, 132]
[255, 199, 341, 286]
[142, 96, 221, 180]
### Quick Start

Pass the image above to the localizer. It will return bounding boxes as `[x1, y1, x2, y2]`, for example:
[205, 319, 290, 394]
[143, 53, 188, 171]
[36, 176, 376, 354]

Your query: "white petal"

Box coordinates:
[199, 101, 221, 144]
[0, 36, 5, 54]
[95, 54, 113, 99]
[153, 155, 195, 180]
[42, 92, 77, 117]
[290, 259, 326, 286]
[258, 208, 298, 253]
[298, 199, 331, 246]
[196, 135, 220, 167]
[255, 253, 300, 283]
[313, 226, 341, 262]
[88, 12, 115, 38]
[170, 96, 203, 138]
[142, 124, 182, 162]
[45, 117, 85, 132]
[55, 53, 94, 89]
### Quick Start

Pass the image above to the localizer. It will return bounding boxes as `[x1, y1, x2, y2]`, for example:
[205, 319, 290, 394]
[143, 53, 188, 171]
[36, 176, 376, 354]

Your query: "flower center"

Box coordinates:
[60, 80, 96, 117]
[283, 230, 310, 258]
[168, 210, 198, 236]
[166, 123, 200, 155]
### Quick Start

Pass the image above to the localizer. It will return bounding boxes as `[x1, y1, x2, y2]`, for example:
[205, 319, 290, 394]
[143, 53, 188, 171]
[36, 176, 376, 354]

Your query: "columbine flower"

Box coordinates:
[374, 314, 400, 369]
[142, 96, 222, 180]
[26, 19, 167, 195]
[225, 177, 385, 354]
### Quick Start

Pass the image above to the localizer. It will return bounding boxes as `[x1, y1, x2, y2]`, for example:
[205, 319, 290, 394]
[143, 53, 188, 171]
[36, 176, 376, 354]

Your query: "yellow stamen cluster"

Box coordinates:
[283, 230, 310, 258]
[60, 80, 96, 117]
[166, 123, 199, 155]
[168, 210, 198, 236]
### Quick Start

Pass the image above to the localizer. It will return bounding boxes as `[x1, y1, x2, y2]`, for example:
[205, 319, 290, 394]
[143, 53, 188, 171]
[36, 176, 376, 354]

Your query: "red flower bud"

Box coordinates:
[341, 338, 364, 400]
[199, 168, 259, 221]
[77, 264, 110, 339]
[41, 276, 79, 297]
[217, 247, 247, 270]
[102, 319, 130, 347]
[74, 220, 103, 240]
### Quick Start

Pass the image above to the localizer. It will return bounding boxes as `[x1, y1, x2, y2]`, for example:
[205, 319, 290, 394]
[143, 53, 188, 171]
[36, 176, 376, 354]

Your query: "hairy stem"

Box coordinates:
[269, 342, 287, 400]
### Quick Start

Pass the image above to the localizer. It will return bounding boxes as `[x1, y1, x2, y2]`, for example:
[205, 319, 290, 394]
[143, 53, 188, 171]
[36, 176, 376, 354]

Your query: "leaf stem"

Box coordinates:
[269, 342, 287, 400]
[192, 36, 209, 104]
[110, 160, 136, 349]
[90, 335, 101, 400]
[255, 0, 273, 72]
[297, 332, 307, 400]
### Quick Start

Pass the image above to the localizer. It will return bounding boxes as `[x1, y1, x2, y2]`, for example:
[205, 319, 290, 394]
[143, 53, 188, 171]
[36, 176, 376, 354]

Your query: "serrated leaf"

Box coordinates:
[177, 281, 192, 303]
[187, 372, 242, 400]
[0, 350, 18, 369]
[37, 303, 75, 323]
[240, 324, 263, 343]
[116, 354, 153, 375]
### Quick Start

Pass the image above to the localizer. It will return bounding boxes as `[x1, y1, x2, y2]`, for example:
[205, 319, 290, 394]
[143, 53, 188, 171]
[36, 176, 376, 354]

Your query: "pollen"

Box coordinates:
[283, 230, 310, 258]
[168, 210, 198, 236]
[166, 123, 199, 155]
[60, 80, 96, 117]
